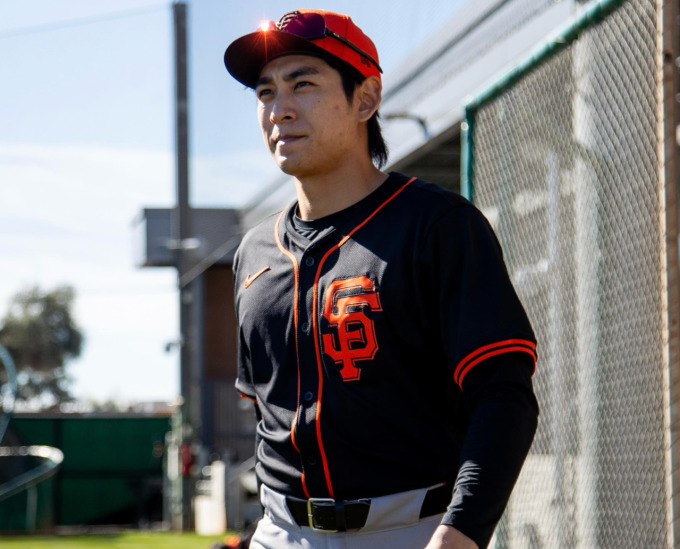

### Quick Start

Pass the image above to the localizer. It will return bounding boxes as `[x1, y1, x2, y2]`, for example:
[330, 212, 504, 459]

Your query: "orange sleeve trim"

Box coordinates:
[453, 339, 537, 388]
[239, 392, 257, 404]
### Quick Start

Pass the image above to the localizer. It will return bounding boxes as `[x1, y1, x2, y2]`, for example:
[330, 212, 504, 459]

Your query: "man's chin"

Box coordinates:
[276, 157, 304, 177]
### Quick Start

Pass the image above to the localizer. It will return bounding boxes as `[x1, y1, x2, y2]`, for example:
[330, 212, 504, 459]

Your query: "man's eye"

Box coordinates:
[295, 81, 312, 89]
[257, 88, 273, 99]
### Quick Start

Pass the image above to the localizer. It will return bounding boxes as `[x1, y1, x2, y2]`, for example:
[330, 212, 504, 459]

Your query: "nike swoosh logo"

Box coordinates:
[244, 266, 271, 289]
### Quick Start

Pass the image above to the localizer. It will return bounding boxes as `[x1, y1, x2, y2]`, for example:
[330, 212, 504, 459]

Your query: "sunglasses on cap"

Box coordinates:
[262, 11, 383, 74]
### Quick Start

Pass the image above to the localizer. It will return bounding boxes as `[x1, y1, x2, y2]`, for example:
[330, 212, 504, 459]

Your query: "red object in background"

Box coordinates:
[180, 443, 194, 477]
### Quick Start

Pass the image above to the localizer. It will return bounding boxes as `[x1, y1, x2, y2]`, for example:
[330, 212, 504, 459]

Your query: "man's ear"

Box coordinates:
[356, 76, 382, 123]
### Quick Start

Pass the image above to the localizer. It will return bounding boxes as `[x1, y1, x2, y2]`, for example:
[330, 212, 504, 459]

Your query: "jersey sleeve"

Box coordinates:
[420, 203, 537, 390]
[418, 204, 539, 545]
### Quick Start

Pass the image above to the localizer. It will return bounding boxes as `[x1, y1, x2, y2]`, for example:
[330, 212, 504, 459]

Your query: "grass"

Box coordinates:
[0, 530, 238, 548]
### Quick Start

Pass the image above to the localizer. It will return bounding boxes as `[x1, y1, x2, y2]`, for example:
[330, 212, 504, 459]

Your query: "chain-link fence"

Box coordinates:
[462, 0, 678, 547]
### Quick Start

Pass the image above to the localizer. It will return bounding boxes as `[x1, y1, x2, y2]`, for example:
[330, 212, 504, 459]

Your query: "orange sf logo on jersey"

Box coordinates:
[321, 276, 382, 381]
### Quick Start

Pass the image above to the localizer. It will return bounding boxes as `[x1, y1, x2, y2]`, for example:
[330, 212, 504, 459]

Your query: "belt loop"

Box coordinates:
[334, 500, 347, 532]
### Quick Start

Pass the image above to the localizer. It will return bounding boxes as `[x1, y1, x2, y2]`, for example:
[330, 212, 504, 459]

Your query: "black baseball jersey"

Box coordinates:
[233, 172, 537, 506]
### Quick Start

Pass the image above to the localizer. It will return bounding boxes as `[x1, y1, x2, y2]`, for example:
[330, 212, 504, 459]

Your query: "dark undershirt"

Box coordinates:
[442, 354, 538, 548]
[292, 208, 342, 241]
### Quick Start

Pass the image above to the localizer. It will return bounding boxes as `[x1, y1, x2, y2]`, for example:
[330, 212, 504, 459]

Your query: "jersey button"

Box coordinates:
[303, 391, 314, 402]
[301, 322, 310, 333]
[305, 257, 315, 267]
[307, 456, 318, 466]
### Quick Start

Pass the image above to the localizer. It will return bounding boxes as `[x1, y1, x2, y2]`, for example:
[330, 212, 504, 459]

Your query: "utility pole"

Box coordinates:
[172, 1, 194, 532]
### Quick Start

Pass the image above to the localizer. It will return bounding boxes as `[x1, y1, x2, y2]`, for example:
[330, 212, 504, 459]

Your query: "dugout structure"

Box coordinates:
[461, 0, 680, 547]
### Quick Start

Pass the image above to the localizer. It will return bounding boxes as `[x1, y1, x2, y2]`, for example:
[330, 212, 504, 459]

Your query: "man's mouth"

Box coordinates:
[277, 134, 304, 144]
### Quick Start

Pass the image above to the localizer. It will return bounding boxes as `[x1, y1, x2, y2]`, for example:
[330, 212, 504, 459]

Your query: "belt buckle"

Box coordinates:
[307, 497, 337, 532]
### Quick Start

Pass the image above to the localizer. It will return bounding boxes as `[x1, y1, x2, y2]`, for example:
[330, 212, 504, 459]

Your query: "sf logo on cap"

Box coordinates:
[277, 11, 301, 30]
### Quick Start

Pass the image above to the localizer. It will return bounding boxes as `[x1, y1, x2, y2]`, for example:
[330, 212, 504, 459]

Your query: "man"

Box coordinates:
[224, 9, 538, 549]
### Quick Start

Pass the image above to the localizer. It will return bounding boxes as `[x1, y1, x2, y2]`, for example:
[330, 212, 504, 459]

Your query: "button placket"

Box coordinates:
[294, 245, 330, 494]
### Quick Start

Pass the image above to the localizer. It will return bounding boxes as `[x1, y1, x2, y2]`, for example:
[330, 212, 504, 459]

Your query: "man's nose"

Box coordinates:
[269, 95, 296, 124]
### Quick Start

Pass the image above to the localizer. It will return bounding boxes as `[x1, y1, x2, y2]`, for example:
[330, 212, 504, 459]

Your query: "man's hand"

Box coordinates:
[424, 525, 478, 549]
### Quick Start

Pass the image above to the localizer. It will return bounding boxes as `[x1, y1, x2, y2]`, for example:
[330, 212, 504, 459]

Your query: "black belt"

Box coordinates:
[286, 483, 452, 532]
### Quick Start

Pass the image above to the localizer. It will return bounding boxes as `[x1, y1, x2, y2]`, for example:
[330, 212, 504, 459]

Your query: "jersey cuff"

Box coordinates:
[453, 339, 537, 388]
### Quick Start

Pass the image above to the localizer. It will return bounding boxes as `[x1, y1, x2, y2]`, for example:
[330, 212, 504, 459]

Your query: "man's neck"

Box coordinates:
[294, 163, 387, 220]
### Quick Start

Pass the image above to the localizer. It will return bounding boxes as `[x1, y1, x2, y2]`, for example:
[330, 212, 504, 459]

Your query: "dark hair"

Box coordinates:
[324, 57, 389, 169]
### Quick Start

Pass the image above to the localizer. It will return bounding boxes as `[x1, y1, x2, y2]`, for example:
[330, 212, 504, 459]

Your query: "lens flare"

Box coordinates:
[259, 21, 277, 32]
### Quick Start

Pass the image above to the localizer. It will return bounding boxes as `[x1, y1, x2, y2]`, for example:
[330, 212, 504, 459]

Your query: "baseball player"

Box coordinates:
[224, 9, 538, 549]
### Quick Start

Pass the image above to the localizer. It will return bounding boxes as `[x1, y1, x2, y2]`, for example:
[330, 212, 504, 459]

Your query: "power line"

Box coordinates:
[0, 4, 169, 39]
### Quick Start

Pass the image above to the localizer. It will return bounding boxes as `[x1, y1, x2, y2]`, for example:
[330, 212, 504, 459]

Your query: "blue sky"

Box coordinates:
[0, 0, 469, 404]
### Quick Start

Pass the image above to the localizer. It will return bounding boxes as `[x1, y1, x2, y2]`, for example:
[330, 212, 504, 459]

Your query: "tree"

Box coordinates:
[0, 285, 84, 410]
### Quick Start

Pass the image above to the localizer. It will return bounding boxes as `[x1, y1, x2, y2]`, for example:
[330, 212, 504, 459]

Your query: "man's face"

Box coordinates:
[255, 55, 360, 178]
